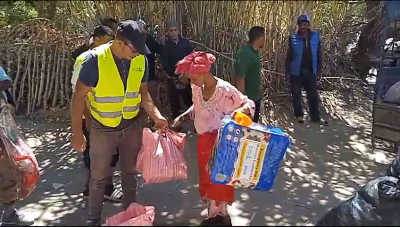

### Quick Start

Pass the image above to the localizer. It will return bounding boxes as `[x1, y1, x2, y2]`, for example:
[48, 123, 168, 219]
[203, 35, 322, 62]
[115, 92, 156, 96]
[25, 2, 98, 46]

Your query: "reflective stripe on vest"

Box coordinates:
[86, 43, 145, 127]
[89, 90, 140, 103]
[289, 31, 319, 76]
[90, 105, 140, 118]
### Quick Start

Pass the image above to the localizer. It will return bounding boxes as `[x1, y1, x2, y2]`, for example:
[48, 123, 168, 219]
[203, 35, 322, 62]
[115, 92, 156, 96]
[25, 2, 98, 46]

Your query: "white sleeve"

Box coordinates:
[71, 61, 82, 92]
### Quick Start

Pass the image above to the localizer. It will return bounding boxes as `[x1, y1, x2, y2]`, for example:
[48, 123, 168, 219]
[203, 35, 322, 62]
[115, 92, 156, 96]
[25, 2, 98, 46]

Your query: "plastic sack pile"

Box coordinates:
[209, 116, 290, 191]
[104, 203, 155, 226]
[0, 108, 39, 203]
[315, 176, 400, 226]
[136, 128, 187, 184]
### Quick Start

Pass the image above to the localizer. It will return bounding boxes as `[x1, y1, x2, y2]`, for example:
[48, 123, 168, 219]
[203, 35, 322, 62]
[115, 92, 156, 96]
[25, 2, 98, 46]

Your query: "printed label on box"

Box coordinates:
[230, 139, 268, 188]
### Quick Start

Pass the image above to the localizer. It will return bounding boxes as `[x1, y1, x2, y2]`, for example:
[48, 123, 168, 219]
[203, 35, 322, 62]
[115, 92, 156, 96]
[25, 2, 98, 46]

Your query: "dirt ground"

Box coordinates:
[11, 87, 397, 226]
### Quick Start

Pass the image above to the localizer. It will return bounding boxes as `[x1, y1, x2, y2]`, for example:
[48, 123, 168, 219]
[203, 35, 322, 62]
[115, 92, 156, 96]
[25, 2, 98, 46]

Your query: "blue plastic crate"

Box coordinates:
[210, 116, 290, 191]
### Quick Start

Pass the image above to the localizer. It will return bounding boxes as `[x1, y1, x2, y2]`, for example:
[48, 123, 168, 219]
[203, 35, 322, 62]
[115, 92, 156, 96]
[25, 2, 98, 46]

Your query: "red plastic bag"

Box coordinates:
[104, 203, 155, 226]
[0, 108, 39, 203]
[136, 128, 187, 184]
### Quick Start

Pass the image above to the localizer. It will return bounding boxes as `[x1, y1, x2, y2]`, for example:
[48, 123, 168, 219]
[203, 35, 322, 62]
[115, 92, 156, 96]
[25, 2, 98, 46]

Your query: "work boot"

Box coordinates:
[85, 219, 101, 226]
[0, 208, 34, 226]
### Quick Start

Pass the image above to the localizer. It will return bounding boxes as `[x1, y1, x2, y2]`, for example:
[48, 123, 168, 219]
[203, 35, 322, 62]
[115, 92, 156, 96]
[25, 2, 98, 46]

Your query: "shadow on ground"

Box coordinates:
[12, 88, 396, 226]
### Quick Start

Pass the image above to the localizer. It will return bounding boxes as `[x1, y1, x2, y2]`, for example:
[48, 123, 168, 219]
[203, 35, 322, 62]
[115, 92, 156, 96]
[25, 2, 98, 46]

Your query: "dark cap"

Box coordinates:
[117, 20, 150, 55]
[92, 25, 114, 38]
[297, 14, 311, 24]
[166, 20, 179, 29]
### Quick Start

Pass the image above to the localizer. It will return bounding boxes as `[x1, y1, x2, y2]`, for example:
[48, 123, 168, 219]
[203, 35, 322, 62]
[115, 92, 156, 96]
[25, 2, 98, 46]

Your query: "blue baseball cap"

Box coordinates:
[117, 20, 150, 55]
[297, 14, 311, 24]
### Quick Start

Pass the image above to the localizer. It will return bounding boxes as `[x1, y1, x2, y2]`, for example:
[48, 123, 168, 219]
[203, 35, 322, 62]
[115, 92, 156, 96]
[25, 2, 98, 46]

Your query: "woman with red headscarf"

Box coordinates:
[172, 51, 255, 224]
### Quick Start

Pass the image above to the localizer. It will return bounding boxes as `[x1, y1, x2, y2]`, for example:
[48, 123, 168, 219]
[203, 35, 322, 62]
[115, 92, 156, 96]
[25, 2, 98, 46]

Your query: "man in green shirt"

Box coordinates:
[234, 26, 265, 122]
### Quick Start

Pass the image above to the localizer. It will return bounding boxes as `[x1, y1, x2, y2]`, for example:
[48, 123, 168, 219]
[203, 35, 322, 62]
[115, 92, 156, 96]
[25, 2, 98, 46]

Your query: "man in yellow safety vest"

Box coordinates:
[71, 25, 125, 202]
[71, 20, 168, 226]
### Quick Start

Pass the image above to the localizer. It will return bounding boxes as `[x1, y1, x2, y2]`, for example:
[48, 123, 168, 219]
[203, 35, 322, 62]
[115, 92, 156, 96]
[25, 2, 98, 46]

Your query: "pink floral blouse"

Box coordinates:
[189, 78, 256, 135]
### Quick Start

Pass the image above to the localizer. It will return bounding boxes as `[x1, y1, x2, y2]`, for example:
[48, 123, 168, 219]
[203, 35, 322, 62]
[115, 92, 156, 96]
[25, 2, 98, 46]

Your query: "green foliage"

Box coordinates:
[0, 0, 38, 27]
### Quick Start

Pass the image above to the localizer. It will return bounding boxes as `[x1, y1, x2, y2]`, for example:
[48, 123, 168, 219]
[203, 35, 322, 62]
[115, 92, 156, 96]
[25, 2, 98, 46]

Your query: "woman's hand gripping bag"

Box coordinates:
[104, 203, 155, 226]
[0, 107, 39, 203]
[209, 116, 290, 191]
[136, 128, 188, 184]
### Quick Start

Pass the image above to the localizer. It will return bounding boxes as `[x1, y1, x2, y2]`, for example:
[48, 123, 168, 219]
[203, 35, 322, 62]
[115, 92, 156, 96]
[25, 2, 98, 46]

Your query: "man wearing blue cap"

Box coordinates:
[71, 20, 168, 226]
[285, 14, 327, 125]
[71, 25, 124, 203]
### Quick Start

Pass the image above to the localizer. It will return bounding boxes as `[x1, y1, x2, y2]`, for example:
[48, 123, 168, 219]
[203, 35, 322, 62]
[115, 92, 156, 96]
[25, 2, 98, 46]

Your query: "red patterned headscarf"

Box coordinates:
[175, 51, 216, 75]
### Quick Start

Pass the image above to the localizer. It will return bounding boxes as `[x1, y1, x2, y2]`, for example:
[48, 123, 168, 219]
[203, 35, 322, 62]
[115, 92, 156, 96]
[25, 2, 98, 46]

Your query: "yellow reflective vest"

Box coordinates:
[86, 44, 145, 128]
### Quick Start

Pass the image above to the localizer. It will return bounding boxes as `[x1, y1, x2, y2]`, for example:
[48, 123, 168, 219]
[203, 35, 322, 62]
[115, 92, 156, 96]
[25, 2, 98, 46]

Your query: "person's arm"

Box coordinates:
[71, 53, 98, 134]
[180, 84, 196, 120]
[234, 48, 250, 94]
[72, 82, 92, 133]
[285, 36, 293, 76]
[71, 56, 92, 124]
[230, 84, 256, 118]
[140, 57, 162, 119]
[160, 41, 174, 77]
[317, 34, 323, 77]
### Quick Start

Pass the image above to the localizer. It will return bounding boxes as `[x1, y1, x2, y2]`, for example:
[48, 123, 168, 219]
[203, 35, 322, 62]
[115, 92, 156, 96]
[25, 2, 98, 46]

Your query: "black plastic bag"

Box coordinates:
[315, 176, 400, 226]
[386, 151, 400, 178]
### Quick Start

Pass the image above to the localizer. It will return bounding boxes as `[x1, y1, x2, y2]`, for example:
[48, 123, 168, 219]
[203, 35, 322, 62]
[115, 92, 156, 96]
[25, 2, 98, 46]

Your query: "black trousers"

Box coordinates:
[252, 98, 262, 123]
[289, 71, 320, 120]
[82, 119, 119, 170]
[167, 78, 193, 119]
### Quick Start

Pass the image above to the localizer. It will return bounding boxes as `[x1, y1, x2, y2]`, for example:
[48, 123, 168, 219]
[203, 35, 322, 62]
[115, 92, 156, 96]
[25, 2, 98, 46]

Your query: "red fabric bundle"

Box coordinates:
[175, 51, 216, 75]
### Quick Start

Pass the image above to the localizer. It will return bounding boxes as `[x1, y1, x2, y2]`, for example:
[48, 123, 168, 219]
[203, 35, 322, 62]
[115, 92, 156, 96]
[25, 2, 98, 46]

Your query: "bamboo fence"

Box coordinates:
[0, 1, 369, 116]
